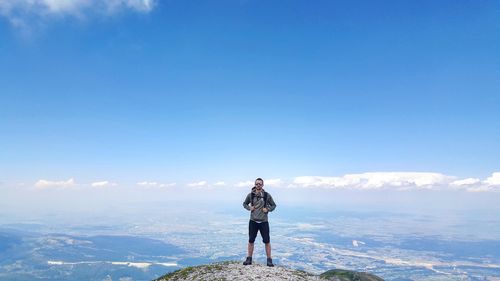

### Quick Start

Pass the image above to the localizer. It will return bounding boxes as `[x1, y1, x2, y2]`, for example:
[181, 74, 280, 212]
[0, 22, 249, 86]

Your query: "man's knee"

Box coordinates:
[263, 238, 270, 244]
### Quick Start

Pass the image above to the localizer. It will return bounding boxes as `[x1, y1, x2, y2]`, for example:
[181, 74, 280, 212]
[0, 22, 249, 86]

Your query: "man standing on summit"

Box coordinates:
[242, 178, 277, 267]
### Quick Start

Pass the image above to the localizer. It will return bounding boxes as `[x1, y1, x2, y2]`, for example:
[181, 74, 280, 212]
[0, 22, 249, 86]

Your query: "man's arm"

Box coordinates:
[266, 193, 276, 212]
[243, 193, 252, 210]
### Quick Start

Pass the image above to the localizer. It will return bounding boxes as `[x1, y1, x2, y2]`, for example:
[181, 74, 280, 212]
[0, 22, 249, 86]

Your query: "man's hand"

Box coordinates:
[262, 207, 268, 213]
[250, 206, 256, 212]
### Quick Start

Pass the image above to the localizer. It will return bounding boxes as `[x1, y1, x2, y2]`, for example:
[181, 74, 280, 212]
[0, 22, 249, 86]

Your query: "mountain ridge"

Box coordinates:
[154, 260, 384, 281]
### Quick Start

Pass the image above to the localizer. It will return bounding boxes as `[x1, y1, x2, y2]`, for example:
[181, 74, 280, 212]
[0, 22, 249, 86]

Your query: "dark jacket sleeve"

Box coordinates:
[266, 193, 276, 212]
[243, 193, 252, 210]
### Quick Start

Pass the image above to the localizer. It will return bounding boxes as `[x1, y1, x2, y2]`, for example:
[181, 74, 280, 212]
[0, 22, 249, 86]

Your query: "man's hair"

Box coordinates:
[255, 178, 264, 183]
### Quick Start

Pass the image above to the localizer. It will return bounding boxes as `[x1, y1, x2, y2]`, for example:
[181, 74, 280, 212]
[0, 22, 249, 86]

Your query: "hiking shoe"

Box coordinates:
[267, 258, 274, 267]
[243, 256, 252, 265]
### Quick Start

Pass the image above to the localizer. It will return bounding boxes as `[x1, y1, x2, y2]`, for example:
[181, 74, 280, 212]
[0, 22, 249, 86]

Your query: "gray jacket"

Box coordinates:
[243, 189, 276, 222]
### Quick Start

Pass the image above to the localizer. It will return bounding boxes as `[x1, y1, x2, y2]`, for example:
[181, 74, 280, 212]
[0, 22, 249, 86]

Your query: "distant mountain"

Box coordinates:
[154, 261, 384, 281]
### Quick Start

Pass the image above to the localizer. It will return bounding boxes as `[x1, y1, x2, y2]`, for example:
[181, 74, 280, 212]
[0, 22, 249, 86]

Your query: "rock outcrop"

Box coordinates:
[154, 261, 383, 281]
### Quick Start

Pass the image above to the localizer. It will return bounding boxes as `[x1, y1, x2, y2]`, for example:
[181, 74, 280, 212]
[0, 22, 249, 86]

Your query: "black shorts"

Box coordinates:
[248, 220, 270, 244]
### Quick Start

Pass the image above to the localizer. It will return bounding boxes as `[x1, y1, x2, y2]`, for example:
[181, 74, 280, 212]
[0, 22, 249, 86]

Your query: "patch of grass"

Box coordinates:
[293, 269, 315, 279]
[154, 261, 239, 281]
[154, 265, 198, 281]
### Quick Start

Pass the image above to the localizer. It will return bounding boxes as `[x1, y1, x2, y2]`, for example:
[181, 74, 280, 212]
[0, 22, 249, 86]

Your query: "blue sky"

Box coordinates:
[1, 0, 499, 195]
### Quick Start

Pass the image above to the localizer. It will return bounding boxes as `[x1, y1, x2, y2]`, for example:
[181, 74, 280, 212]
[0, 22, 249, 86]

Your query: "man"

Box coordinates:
[242, 178, 277, 267]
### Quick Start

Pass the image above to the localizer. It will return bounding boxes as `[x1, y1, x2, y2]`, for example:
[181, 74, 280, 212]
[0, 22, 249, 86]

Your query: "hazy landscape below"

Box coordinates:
[1, 190, 499, 281]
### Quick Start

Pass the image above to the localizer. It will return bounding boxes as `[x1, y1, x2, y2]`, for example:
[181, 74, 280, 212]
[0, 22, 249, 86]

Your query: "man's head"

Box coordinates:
[255, 178, 264, 191]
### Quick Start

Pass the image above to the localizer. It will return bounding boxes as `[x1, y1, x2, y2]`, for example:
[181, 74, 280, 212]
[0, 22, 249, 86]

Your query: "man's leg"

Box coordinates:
[266, 243, 274, 266]
[261, 222, 274, 266]
[265, 242, 272, 258]
[261, 222, 271, 257]
[244, 220, 258, 265]
[247, 242, 254, 257]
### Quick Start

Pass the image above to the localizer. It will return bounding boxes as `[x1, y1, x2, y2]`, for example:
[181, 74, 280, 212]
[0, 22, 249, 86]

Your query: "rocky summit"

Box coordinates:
[154, 261, 384, 281]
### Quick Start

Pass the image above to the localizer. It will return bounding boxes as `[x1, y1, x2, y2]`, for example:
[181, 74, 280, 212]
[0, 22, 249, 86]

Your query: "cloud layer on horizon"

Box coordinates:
[27, 172, 500, 192]
[289, 172, 500, 192]
[291, 172, 453, 190]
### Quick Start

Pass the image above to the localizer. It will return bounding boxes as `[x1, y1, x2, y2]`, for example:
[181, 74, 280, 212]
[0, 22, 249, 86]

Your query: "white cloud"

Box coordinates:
[484, 172, 500, 186]
[137, 181, 176, 188]
[107, 0, 155, 13]
[265, 178, 283, 187]
[91, 181, 117, 188]
[0, 0, 155, 15]
[31, 0, 89, 14]
[450, 178, 481, 187]
[213, 181, 226, 186]
[291, 172, 454, 190]
[0, 0, 156, 32]
[235, 181, 254, 188]
[34, 178, 75, 189]
[187, 181, 207, 187]
[137, 181, 159, 187]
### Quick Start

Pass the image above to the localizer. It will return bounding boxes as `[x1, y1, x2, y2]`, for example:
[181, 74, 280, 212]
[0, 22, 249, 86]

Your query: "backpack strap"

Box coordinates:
[263, 192, 268, 208]
[250, 192, 255, 207]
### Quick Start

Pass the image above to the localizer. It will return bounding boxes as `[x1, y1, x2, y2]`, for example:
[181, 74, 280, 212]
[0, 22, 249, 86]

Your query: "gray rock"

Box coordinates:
[154, 261, 384, 281]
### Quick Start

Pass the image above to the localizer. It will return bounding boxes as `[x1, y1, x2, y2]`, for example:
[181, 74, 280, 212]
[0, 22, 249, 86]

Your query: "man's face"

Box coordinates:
[255, 180, 264, 190]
